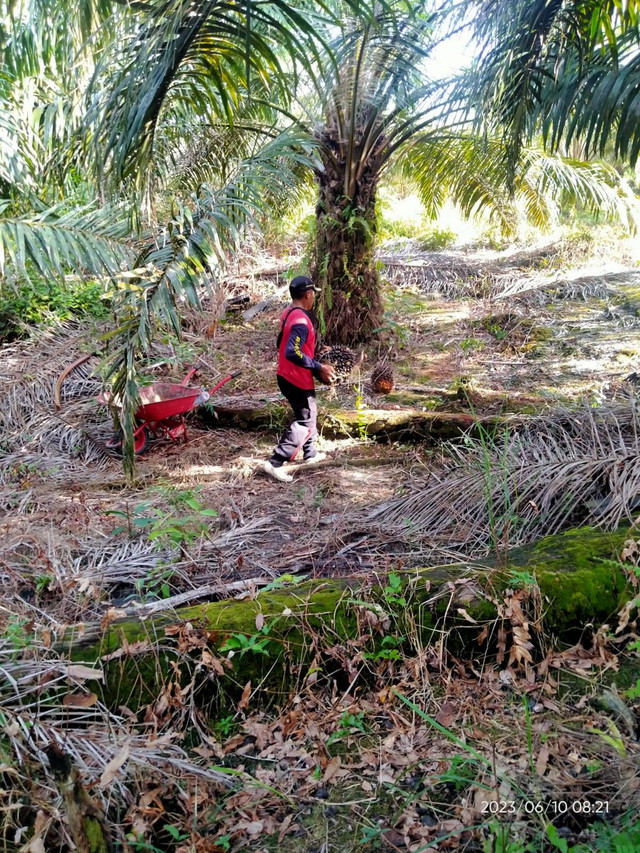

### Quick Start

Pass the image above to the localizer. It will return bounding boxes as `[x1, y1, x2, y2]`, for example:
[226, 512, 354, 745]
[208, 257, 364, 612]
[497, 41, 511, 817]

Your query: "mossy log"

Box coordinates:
[206, 403, 519, 442]
[56, 527, 635, 709]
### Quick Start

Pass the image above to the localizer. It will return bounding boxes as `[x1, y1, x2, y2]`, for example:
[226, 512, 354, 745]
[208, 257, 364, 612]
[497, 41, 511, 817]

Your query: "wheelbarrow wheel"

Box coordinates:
[105, 426, 150, 456]
[134, 426, 150, 455]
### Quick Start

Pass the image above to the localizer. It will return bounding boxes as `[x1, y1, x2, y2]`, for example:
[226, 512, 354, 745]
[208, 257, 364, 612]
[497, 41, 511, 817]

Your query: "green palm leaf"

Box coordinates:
[0, 201, 133, 283]
[468, 0, 640, 168]
[405, 134, 638, 235]
[87, 0, 342, 189]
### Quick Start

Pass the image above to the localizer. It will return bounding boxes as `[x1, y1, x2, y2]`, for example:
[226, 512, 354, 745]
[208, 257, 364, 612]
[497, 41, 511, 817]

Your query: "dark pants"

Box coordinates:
[270, 375, 317, 465]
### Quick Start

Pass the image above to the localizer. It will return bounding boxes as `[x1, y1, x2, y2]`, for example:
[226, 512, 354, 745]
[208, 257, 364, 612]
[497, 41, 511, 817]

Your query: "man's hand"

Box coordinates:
[318, 363, 337, 384]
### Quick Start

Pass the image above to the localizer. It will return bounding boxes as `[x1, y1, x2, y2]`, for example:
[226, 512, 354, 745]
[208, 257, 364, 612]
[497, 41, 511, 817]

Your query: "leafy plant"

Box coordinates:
[363, 634, 404, 661]
[213, 715, 238, 739]
[220, 624, 273, 658]
[508, 570, 538, 591]
[35, 574, 53, 594]
[383, 572, 407, 609]
[460, 335, 484, 355]
[107, 490, 217, 549]
[0, 276, 110, 341]
[372, 314, 409, 348]
[136, 564, 175, 602]
[439, 754, 478, 793]
[624, 679, 640, 701]
[2, 616, 34, 652]
[419, 226, 457, 251]
[483, 821, 534, 852]
[353, 380, 369, 442]
[164, 824, 188, 843]
[326, 711, 368, 749]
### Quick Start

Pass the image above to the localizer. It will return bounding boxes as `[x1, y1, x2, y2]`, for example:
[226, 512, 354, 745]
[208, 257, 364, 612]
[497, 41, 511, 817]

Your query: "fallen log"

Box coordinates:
[56, 526, 635, 708]
[204, 403, 521, 442]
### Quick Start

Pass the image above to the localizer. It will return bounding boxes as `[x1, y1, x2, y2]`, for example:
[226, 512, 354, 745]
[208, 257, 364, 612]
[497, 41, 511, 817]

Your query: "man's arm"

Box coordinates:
[284, 322, 322, 371]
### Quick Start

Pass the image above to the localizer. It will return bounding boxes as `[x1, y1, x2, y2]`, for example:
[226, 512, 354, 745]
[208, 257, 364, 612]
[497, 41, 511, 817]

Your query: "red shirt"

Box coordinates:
[277, 307, 319, 390]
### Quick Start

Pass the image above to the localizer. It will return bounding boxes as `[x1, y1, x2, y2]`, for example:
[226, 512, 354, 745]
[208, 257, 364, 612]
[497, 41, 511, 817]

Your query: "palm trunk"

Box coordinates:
[313, 131, 385, 345]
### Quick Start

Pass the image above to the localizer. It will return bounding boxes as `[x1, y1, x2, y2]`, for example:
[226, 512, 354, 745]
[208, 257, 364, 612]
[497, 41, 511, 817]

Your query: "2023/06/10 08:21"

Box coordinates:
[480, 800, 610, 816]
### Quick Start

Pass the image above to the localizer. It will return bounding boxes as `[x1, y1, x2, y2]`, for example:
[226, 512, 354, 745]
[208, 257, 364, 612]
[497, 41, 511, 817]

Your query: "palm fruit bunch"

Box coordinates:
[370, 360, 394, 394]
[316, 346, 362, 385]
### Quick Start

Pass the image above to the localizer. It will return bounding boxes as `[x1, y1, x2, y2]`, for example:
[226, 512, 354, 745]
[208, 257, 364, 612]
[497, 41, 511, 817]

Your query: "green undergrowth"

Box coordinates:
[0, 276, 110, 341]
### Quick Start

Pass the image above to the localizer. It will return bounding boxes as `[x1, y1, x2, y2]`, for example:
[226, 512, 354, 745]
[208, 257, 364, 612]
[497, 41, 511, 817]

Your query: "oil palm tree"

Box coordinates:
[290, 0, 636, 343]
[468, 0, 640, 171]
[87, 0, 378, 193]
[306, 1, 446, 343]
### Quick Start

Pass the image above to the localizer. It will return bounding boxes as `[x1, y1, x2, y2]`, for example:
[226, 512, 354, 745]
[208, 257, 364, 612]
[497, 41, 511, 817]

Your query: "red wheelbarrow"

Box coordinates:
[98, 367, 241, 455]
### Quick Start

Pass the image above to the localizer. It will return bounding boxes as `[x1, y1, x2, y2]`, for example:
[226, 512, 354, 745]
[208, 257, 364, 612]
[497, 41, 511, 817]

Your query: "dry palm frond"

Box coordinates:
[0, 639, 232, 848]
[0, 324, 115, 487]
[367, 400, 640, 554]
[0, 515, 280, 626]
[377, 246, 494, 298]
[492, 268, 640, 305]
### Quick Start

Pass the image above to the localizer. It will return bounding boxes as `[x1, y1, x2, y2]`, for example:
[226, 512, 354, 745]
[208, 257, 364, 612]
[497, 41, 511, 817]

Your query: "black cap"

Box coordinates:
[289, 275, 320, 297]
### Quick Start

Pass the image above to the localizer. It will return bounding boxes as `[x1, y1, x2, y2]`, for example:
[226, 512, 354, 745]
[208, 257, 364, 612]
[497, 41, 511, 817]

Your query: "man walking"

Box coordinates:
[262, 276, 336, 483]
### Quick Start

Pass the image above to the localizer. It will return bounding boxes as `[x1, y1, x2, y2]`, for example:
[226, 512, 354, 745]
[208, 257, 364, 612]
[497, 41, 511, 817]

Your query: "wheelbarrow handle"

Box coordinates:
[208, 370, 242, 395]
[181, 367, 199, 385]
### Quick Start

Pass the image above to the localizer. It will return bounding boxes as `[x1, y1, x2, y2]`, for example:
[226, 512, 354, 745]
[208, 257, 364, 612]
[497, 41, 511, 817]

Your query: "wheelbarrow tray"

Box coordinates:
[98, 367, 239, 455]
[98, 383, 204, 421]
[134, 383, 203, 422]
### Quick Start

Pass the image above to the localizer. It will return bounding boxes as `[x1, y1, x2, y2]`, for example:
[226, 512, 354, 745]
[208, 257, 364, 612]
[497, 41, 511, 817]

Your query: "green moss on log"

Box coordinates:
[56, 526, 635, 709]
[85, 818, 110, 853]
[495, 527, 630, 627]
[200, 402, 517, 443]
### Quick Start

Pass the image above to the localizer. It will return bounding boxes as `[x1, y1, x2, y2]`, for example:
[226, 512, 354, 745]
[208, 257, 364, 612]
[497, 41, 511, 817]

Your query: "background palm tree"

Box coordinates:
[295, 0, 638, 343]
[467, 0, 640, 171]
[306, 1, 443, 343]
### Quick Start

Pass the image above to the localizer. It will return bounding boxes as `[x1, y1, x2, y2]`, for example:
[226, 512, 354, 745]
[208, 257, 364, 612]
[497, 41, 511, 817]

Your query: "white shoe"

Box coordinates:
[262, 461, 293, 483]
[303, 452, 327, 465]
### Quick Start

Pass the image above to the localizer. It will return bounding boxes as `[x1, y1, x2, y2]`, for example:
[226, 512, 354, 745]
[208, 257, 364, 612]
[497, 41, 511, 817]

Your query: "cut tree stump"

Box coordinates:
[56, 526, 635, 709]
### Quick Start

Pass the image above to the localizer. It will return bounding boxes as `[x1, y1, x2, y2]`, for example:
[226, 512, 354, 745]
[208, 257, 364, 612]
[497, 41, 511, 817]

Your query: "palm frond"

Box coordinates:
[87, 0, 334, 189]
[313, 1, 441, 196]
[0, 201, 133, 284]
[405, 134, 639, 235]
[539, 38, 640, 165]
[468, 0, 640, 168]
[367, 400, 640, 555]
[0, 639, 233, 849]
